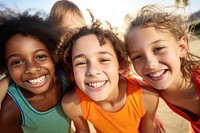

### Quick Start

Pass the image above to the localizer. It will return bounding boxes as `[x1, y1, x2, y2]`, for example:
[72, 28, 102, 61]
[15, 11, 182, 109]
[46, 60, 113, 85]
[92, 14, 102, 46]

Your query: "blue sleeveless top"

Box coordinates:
[8, 69, 71, 133]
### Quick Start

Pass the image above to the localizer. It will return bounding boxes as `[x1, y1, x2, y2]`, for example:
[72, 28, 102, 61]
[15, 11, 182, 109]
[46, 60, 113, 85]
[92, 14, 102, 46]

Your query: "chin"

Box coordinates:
[90, 95, 106, 102]
[153, 85, 168, 90]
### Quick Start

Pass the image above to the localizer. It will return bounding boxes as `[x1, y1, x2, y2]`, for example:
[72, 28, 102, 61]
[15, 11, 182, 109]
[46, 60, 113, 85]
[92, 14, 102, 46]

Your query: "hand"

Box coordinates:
[153, 115, 166, 133]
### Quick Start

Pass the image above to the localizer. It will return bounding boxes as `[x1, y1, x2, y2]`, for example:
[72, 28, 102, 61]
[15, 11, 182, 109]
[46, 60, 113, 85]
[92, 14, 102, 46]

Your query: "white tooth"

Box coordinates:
[149, 70, 164, 77]
[88, 81, 105, 88]
[29, 76, 45, 84]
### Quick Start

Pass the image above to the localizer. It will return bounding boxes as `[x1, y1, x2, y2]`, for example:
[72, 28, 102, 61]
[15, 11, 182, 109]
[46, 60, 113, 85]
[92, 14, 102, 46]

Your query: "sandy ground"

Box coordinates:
[156, 98, 189, 133]
[156, 38, 200, 133]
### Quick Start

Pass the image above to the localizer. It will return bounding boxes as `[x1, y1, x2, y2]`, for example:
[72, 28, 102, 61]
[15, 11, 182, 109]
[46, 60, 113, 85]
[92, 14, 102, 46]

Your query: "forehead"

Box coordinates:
[75, 34, 113, 48]
[127, 27, 172, 44]
[5, 34, 48, 55]
[72, 34, 115, 54]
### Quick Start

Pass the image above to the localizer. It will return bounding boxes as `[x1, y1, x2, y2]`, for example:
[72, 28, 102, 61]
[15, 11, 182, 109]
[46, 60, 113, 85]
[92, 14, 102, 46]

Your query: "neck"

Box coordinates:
[160, 78, 193, 98]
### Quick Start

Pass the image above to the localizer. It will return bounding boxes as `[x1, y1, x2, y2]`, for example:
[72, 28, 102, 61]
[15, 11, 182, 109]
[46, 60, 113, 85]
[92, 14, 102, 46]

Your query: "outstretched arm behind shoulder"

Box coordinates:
[62, 90, 90, 133]
[135, 78, 166, 133]
[140, 86, 160, 133]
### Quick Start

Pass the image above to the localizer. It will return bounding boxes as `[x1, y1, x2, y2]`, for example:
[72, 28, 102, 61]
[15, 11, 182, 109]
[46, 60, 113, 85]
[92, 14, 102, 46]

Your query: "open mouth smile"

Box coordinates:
[87, 81, 107, 88]
[148, 70, 165, 77]
[146, 69, 167, 81]
[28, 75, 46, 84]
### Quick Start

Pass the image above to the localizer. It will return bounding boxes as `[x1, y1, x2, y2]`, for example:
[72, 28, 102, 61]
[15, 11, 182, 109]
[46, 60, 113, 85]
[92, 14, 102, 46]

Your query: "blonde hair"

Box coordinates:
[125, 5, 200, 80]
[48, 0, 86, 30]
[49, 0, 87, 67]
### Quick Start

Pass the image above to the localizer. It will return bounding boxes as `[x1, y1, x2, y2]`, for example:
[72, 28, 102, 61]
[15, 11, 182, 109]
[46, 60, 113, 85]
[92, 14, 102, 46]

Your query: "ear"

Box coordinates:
[119, 67, 132, 77]
[178, 36, 188, 58]
[119, 68, 125, 75]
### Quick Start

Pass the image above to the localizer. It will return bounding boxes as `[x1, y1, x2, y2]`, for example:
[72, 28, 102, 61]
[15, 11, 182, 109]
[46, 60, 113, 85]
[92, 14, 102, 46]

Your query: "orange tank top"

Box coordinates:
[76, 77, 145, 133]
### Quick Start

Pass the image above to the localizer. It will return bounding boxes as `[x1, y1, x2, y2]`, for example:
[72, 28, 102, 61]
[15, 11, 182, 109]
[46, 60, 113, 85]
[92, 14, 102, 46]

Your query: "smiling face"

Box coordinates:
[127, 27, 187, 90]
[72, 34, 120, 102]
[5, 34, 55, 95]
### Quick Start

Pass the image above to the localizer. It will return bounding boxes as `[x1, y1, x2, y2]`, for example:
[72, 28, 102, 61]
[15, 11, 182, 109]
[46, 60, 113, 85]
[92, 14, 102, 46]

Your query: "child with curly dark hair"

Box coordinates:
[0, 10, 72, 133]
[61, 21, 159, 133]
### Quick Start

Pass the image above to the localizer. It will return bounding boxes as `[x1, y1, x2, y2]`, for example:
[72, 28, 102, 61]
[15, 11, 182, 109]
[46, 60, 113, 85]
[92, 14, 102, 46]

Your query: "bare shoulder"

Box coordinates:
[62, 89, 91, 132]
[141, 85, 159, 112]
[128, 76, 158, 96]
[0, 94, 22, 131]
[0, 94, 21, 120]
[142, 85, 158, 96]
[142, 84, 159, 102]
[62, 89, 82, 118]
[62, 89, 79, 107]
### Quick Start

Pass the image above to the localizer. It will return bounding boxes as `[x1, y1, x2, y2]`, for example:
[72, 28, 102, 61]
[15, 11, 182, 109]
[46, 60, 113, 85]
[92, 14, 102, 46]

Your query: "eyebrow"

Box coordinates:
[152, 39, 165, 44]
[72, 51, 113, 61]
[6, 49, 49, 62]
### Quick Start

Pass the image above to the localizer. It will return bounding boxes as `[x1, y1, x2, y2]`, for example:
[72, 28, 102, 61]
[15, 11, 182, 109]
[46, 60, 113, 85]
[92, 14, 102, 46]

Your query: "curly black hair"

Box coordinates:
[0, 9, 61, 75]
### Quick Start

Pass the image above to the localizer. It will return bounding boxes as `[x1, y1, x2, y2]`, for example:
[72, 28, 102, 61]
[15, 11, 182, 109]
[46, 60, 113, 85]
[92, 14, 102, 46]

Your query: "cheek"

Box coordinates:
[132, 63, 142, 75]
[42, 61, 55, 74]
[73, 68, 85, 84]
[105, 63, 119, 76]
[162, 52, 180, 63]
[8, 68, 22, 82]
[49, 65, 55, 76]
[107, 66, 116, 73]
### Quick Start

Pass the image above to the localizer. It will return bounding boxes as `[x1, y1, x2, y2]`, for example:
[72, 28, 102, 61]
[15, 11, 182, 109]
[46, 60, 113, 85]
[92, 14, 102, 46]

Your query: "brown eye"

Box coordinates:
[36, 54, 48, 60]
[131, 55, 142, 62]
[11, 60, 24, 66]
[154, 47, 164, 53]
[76, 61, 87, 66]
[99, 58, 110, 63]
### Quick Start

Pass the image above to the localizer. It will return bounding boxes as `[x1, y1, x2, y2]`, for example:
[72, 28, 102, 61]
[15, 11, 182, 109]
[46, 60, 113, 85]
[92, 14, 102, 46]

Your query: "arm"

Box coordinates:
[136, 78, 166, 133]
[140, 86, 159, 133]
[0, 76, 11, 110]
[153, 115, 166, 133]
[0, 94, 23, 133]
[62, 90, 90, 133]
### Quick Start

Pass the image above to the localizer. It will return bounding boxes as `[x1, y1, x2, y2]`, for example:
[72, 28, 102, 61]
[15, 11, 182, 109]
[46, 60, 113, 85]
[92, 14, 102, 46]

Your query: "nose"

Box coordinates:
[145, 57, 158, 69]
[25, 61, 41, 74]
[86, 62, 100, 76]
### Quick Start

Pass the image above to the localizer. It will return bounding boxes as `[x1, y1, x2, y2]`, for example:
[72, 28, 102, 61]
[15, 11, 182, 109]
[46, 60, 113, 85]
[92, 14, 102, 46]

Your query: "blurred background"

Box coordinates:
[0, 0, 199, 132]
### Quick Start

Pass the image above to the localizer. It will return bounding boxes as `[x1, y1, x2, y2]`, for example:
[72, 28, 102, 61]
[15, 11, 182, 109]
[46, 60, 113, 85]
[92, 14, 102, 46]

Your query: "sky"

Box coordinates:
[1, 0, 200, 27]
